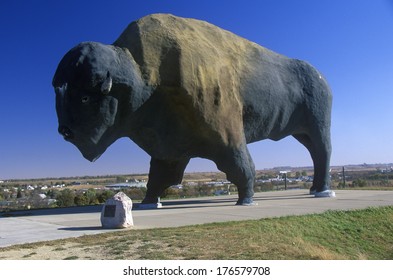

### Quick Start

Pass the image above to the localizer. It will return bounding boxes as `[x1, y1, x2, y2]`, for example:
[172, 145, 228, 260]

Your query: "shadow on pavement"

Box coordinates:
[58, 226, 107, 231]
[134, 192, 312, 210]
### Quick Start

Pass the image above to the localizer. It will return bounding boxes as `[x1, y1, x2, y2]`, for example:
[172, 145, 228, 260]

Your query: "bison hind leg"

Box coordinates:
[293, 132, 335, 197]
[214, 145, 257, 206]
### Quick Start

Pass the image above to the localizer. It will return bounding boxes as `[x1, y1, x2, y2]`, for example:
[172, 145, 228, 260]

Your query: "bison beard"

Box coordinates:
[53, 14, 334, 207]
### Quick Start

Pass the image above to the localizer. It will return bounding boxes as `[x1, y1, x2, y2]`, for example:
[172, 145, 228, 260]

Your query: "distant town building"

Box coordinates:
[105, 181, 147, 190]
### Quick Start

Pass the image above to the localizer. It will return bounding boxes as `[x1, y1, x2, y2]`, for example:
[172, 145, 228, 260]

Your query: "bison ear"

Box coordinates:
[101, 71, 112, 94]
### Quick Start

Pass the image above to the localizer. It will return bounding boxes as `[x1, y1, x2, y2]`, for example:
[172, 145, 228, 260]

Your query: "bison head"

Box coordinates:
[53, 42, 141, 162]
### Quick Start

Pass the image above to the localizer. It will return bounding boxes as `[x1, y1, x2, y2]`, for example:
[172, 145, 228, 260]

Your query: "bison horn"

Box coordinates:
[55, 83, 67, 96]
[101, 71, 112, 94]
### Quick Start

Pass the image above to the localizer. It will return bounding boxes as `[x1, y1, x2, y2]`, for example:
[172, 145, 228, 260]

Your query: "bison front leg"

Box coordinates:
[214, 144, 256, 205]
[141, 158, 190, 205]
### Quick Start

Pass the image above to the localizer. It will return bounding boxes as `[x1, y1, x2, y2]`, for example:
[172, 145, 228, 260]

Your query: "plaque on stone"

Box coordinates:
[103, 205, 116, 217]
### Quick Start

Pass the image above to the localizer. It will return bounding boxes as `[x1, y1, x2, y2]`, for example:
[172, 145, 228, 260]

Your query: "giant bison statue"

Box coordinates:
[53, 14, 334, 206]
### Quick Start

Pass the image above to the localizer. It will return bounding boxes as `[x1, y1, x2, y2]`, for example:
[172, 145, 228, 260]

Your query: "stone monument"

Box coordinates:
[100, 192, 133, 228]
[53, 14, 335, 208]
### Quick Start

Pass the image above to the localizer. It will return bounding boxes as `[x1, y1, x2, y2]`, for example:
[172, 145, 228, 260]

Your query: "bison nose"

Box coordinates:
[58, 125, 74, 140]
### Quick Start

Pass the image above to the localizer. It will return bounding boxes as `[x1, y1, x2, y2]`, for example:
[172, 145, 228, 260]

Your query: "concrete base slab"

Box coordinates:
[1, 190, 393, 248]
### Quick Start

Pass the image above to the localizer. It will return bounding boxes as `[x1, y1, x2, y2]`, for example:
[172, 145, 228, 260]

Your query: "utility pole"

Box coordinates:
[342, 166, 346, 188]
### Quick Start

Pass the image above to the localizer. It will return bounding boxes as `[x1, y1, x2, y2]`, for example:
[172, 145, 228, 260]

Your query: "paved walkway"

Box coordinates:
[1, 190, 393, 248]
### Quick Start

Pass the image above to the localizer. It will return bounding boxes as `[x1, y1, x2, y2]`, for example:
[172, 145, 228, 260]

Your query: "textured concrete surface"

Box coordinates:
[1, 190, 393, 247]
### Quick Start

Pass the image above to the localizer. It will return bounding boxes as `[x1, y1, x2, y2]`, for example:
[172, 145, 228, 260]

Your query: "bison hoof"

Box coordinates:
[314, 190, 336, 198]
[140, 196, 163, 209]
[236, 197, 257, 206]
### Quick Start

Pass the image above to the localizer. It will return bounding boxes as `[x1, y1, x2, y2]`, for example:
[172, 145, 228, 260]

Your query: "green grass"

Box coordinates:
[1, 206, 392, 260]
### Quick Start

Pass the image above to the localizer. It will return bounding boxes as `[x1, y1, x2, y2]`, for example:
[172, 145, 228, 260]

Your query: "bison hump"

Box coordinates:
[114, 14, 276, 89]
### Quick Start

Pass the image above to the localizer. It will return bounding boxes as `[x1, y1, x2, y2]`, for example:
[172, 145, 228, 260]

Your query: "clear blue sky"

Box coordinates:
[1, 0, 392, 179]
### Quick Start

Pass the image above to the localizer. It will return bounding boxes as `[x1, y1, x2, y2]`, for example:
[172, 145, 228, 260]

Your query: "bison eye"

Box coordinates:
[81, 96, 90, 103]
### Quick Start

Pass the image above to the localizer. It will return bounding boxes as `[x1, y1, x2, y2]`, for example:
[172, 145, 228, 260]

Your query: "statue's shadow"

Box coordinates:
[58, 226, 105, 231]
[134, 192, 312, 210]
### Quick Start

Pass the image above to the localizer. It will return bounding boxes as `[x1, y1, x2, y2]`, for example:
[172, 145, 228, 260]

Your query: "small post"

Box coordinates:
[280, 171, 289, 190]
